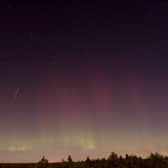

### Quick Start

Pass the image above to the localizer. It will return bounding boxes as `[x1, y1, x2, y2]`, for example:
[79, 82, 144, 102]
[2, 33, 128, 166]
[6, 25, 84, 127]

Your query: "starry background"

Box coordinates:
[0, 0, 168, 162]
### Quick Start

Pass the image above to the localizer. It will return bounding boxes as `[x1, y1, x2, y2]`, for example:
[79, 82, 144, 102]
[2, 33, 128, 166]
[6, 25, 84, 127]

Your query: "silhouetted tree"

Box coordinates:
[108, 152, 118, 161]
[107, 152, 119, 168]
[67, 155, 73, 168]
[86, 156, 91, 162]
[37, 156, 48, 168]
[68, 155, 73, 163]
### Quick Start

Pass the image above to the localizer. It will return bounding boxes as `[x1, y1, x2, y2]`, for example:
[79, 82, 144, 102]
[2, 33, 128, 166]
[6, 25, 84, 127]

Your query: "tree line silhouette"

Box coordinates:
[1, 152, 168, 168]
[37, 152, 168, 168]
[58, 152, 168, 168]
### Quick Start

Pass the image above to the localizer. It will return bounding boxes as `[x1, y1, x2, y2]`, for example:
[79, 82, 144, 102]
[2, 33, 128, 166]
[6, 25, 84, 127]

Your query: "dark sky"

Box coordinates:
[0, 1, 168, 162]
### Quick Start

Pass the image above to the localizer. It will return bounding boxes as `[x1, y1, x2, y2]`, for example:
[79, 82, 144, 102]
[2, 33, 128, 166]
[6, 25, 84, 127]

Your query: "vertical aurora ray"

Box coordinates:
[0, 1, 168, 162]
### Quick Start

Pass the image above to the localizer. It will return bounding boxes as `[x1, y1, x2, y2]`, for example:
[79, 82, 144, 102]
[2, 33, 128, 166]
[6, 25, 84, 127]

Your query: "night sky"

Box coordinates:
[0, 1, 168, 162]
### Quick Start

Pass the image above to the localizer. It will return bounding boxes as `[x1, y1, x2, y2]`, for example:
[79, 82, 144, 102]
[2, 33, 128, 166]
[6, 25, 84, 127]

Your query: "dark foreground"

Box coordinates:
[1, 152, 168, 168]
